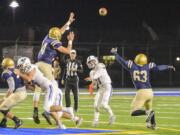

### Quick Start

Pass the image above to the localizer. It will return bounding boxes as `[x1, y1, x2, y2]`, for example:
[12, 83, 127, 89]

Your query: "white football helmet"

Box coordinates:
[86, 55, 99, 69]
[17, 57, 32, 73]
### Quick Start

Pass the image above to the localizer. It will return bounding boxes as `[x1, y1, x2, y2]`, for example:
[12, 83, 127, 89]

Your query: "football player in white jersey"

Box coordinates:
[86, 55, 115, 127]
[15, 57, 82, 129]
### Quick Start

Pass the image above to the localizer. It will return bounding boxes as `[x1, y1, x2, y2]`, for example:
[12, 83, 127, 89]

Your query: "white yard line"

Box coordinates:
[14, 111, 180, 120]
[19, 117, 180, 129]
[156, 104, 180, 107]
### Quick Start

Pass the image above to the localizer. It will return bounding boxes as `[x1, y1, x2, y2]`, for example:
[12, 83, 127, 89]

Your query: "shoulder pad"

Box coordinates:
[127, 60, 133, 68]
[51, 40, 61, 47]
[1, 69, 12, 80]
[2, 69, 12, 75]
[149, 62, 155, 69]
[96, 63, 105, 69]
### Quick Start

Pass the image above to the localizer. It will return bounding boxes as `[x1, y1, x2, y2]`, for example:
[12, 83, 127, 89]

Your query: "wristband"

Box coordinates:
[68, 40, 73, 45]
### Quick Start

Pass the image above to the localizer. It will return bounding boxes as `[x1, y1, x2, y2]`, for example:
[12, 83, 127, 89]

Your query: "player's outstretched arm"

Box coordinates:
[14, 69, 35, 83]
[111, 48, 129, 70]
[56, 31, 74, 54]
[152, 64, 176, 71]
[59, 12, 75, 34]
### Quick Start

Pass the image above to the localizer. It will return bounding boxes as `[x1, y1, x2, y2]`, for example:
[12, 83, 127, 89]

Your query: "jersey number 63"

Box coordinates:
[133, 70, 147, 82]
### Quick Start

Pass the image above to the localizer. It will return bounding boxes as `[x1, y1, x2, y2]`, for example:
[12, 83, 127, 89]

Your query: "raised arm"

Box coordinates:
[56, 31, 74, 54]
[111, 48, 130, 70]
[59, 12, 75, 34]
[150, 63, 176, 71]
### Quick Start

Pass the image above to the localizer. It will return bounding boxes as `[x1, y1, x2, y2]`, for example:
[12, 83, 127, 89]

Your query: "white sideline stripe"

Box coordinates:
[19, 117, 180, 129]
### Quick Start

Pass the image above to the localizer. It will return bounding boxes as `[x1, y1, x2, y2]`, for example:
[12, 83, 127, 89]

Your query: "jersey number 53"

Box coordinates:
[133, 70, 147, 82]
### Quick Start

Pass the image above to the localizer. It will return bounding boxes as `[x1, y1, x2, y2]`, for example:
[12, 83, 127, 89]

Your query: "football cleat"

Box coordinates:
[146, 121, 151, 129]
[75, 117, 83, 127]
[151, 123, 157, 130]
[146, 110, 157, 130]
[109, 115, 116, 125]
[42, 112, 52, 125]
[0, 118, 7, 128]
[147, 123, 157, 130]
[33, 111, 40, 124]
[14, 119, 23, 129]
[57, 124, 66, 129]
[146, 110, 154, 124]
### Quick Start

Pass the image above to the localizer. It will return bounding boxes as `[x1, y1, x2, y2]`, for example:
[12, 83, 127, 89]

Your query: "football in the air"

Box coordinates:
[99, 7, 108, 16]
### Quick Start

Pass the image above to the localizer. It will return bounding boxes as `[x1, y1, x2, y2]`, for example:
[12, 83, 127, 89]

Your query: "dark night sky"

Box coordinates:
[0, 0, 179, 27]
[0, 0, 180, 42]
[0, 0, 180, 87]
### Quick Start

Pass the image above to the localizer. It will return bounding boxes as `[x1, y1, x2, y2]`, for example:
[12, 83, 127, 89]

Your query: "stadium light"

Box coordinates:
[9, 1, 19, 24]
[9, 1, 19, 9]
[176, 57, 180, 62]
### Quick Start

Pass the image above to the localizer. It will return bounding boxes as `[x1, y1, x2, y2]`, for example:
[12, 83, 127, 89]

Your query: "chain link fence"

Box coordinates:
[0, 40, 179, 88]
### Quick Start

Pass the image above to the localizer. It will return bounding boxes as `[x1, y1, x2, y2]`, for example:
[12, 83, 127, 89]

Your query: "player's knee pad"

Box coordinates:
[0, 109, 9, 116]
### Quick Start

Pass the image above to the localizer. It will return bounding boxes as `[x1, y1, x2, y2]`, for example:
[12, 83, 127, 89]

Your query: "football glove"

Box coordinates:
[111, 48, 118, 54]
[168, 66, 176, 71]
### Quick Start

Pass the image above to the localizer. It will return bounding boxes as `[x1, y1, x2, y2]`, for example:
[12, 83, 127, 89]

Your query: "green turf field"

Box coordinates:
[0, 94, 180, 135]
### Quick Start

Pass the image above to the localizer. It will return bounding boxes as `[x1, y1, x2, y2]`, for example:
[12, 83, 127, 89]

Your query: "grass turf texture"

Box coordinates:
[0, 93, 180, 135]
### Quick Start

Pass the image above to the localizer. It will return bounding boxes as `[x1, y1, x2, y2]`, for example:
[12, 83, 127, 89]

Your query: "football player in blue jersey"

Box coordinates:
[0, 58, 27, 128]
[33, 12, 75, 124]
[111, 48, 175, 129]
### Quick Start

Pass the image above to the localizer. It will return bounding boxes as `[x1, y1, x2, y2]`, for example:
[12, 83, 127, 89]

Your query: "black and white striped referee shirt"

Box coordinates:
[65, 59, 83, 77]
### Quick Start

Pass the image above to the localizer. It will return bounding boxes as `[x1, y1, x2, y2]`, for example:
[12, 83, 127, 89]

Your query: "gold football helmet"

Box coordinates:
[134, 53, 148, 66]
[48, 27, 62, 40]
[1, 58, 15, 69]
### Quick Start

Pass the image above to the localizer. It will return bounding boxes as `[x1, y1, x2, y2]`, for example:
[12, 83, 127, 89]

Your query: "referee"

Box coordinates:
[63, 49, 83, 112]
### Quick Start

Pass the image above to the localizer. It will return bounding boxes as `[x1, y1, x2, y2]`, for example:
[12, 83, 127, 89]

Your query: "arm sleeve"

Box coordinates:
[7, 77, 15, 92]
[150, 62, 170, 71]
[115, 53, 132, 70]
